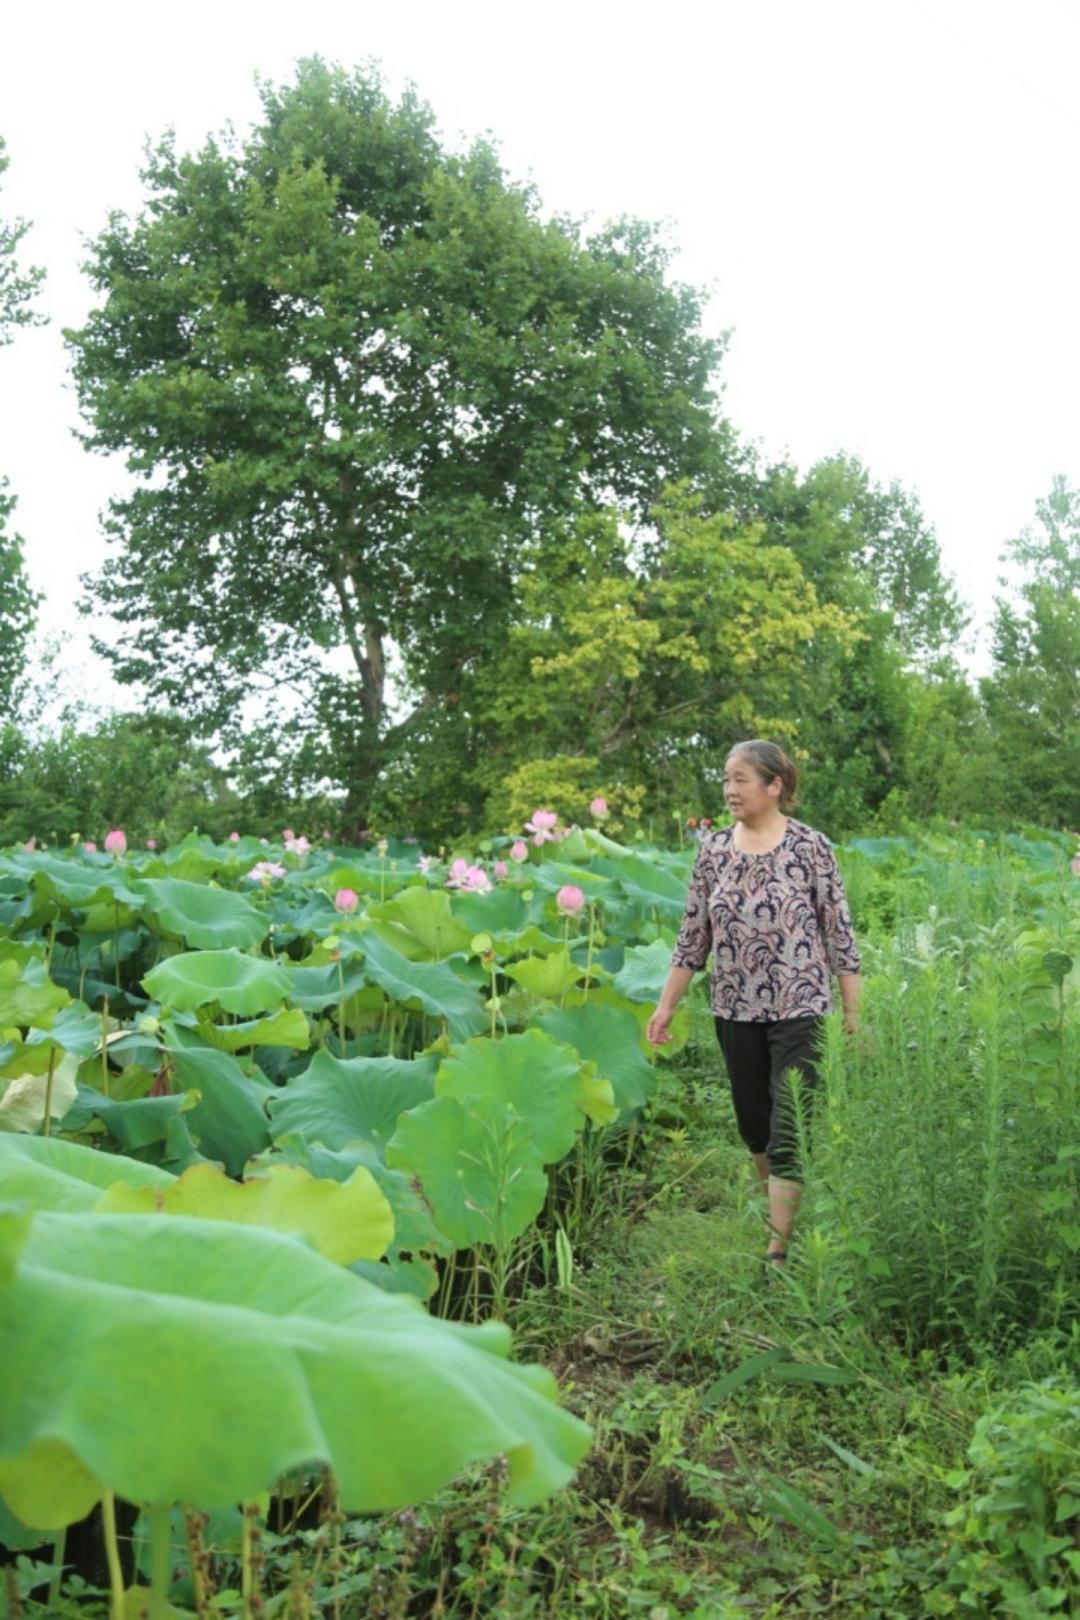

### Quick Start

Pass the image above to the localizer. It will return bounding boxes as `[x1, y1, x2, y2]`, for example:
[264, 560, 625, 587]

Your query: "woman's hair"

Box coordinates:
[727, 739, 799, 810]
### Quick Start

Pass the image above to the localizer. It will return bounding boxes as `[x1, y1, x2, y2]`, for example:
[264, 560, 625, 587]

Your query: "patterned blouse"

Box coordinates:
[671, 819, 861, 1022]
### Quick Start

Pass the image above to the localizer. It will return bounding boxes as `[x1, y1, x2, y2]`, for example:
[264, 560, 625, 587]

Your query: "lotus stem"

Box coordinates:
[46, 917, 57, 972]
[583, 902, 596, 1004]
[114, 901, 122, 992]
[101, 1491, 125, 1620]
[101, 994, 111, 1098]
[48, 1525, 66, 1610]
[41, 1046, 59, 1138]
[148, 1501, 172, 1620]
[337, 956, 347, 1058]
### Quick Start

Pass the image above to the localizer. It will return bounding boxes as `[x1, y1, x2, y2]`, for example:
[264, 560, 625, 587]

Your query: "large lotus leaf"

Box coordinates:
[257, 1136, 450, 1256]
[143, 950, 294, 1016]
[450, 886, 528, 936]
[165, 1036, 272, 1174]
[530, 862, 615, 901]
[503, 948, 587, 1002]
[612, 939, 676, 1003]
[0, 1134, 174, 1212]
[537, 1001, 659, 1115]
[567, 984, 691, 1060]
[287, 958, 370, 1012]
[0, 1210, 590, 1522]
[435, 1031, 613, 1161]
[0, 959, 70, 1030]
[327, 863, 412, 899]
[387, 1093, 548, 1250]
[197, 1006, 310, 1053]
[17, 1003, 103, 1061]
[27, 855, 143, 911]
[138, 878, 269, 950]
[269, 1051, 438, 1152]
[357, 934, 487, 1041]
[60, 1085, 203, 1168]
[367, 887, 474, 960]
[97, 1161, 394, 1266]
[0, 1052, 80, 1132]
[610, 854, 688, 921]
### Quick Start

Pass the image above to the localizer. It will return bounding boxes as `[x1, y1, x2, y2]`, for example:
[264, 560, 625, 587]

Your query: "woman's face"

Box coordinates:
[724, 754, 782, 821]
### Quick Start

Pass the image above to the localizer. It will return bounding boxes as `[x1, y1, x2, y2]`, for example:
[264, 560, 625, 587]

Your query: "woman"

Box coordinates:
[646, 740, 861, 1266]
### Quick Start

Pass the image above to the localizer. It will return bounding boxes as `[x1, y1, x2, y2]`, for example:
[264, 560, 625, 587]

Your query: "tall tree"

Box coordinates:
[0, 135, 44, 713]
[980, 477, 1080, 827]
[67, 61, 727, 826]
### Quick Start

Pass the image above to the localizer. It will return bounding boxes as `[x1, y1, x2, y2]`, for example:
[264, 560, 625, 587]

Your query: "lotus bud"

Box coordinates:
[557, 884, 586, 916]
[83, 840, 98, 853]
[146, 839, 157, 850]
[590, 796, 609, 819]
[104, 829, 127, 856]
[229, 831, 241, 843]
[494, 860, 509, 879]
[334, 888, 360, 913]
[510, 840, 529, 863]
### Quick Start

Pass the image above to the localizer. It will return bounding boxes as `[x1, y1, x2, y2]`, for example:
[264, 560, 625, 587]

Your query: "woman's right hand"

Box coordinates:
[646, 1005, 674, 1046]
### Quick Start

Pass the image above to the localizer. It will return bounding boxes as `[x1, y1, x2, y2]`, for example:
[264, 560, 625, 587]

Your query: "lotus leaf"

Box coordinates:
[268, 1050, 438, 1152]
[0, 1210, 591, 1521]
[357, 934, 487, 1041]
[0, 1134, 174, 1212]
[97, 1161, 394, 1266]
[198, 1006, 310, 1053]
[611, 854, 688, 920]
[138, 878, 269, 950]
[451, 887, 528, 935]
[368, 887, 474, 960]
[165, 1037, 272, 1174]
[287, 958, 370, 1011]
[435, 1031, 614, 1160]
[0, 959, 70, 1030]
[60, 1085, 203, 1164]
[612, 939, 675, 1003]
[537, 1001, 658, 1115]
[143, 949, 294, 1016]
[503, 948, 587, 1002]
[387, 1093, 548, 1250]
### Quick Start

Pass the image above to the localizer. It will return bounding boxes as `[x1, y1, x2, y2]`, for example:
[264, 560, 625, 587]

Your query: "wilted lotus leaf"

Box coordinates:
[0, 1210, 591, 1522]
[97, 1160, 394, 1265]
[368, 886, 474, 960]
[143, 949, 294, 1016]
[357, 934, 487, 1041]
[386, 1093, 548, 1250]
[503, 948, 587, 1002]
[138, 877, 269, 950]
[0, 959, 70, 1030]
[537, 1000, 659, 1115]
[0, 1134, 174, 1212]
[435, 1030, 613, 1161]
[0, 1052, 80, 1133]
[269, 1050, 438, 1152]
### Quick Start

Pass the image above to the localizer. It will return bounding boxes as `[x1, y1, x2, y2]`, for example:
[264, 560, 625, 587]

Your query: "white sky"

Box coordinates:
[1, 0, 1078, 708]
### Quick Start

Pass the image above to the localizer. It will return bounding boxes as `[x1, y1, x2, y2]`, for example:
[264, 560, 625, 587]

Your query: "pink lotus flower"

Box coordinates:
[246, 861, 287, 883]
[282, 828, 295, 842]
[494, 860, 509, 880]
[557, 884, 586, 916]
[524, 809, 559, 847]
[104, 829, 127, 856]
[590, 796, 609, 819]
[446, 859, 492, 893]
[22, 838, 36, 853]
[417, 854, 436, 874]
[285, 835, 311, 858]
[146, 839, 157, 851]
[334, 887, 360, 913]
[229, 831, 241, 843]
[260, 837, 269, 846]
[510, 840, 529, 863]
[82, 840, 98, 853]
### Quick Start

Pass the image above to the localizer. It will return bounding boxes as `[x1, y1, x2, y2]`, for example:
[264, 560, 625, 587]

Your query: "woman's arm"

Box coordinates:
[647, 839, 714, 1044]
[646, 965, 697, 1045]
[814, 837, 862, 1030]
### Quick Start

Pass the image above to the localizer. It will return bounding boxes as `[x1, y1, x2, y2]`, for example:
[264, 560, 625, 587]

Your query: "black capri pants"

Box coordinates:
[714, 1014, 823, 1181]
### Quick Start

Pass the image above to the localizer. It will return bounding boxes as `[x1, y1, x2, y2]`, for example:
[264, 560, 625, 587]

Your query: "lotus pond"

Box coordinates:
[1, 822, 1077, 1618]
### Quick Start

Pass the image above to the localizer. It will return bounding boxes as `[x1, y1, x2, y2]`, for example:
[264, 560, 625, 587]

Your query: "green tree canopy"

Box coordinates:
[67, 60, 729, 828]
[0, 135, 44, 713]
[980, 476, 1080, 827]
